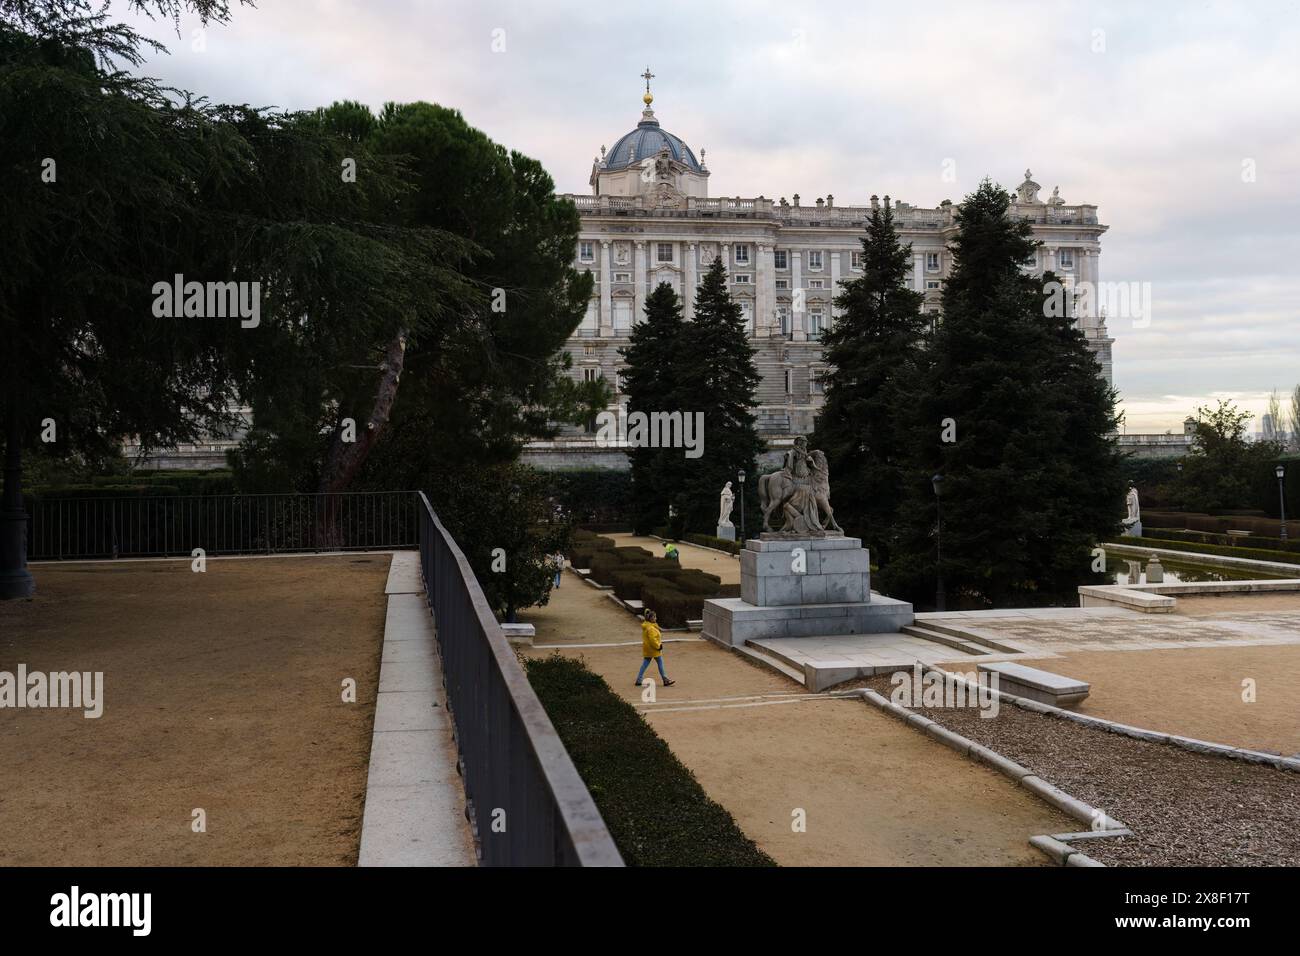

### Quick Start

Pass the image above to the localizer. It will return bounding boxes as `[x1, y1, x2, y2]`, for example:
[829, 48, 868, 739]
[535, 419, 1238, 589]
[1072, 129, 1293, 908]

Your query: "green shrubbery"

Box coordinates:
[523, 655, 774, 867]
[683, 532, 742, 555]
[1141, 527, 1300, 556]
[575, 533, 727, 624]
[1135, 537, 1300, 565]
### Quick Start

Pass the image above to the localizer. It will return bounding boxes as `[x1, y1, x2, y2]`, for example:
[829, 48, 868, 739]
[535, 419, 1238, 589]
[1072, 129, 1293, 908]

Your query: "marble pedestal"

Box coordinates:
[1121, 519, 1143, 538]
[702, 536, 914, 647]
[716, 524, 736, 541]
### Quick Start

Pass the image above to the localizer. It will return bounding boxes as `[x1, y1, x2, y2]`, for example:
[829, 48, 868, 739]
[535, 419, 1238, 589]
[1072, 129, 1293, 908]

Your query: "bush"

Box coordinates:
[661, 569, 722, 595]
[523, 655, 775, 867]
[684, 532, 742, 555]
[609, 568, 652, 601]
[613, 546, 656, 561]
[641, 580, 713, 627]
[1142, 527, 1300, 556]
[1135, 537, 1300, 565]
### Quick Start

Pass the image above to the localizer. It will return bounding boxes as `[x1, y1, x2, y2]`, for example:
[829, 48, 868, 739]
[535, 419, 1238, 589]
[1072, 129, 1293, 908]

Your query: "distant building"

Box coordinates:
[525, 74, 1112, 470]
[1118, 416, 1196, 460]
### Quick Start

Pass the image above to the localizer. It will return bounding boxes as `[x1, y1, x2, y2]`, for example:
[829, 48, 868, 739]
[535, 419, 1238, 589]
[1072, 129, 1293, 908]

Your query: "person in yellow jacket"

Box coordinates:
[635, 610, 676, 687]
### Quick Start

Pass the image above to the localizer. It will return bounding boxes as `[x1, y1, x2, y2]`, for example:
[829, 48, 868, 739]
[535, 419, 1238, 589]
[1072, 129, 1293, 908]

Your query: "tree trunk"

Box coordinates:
[0, 391, 35, 599]
[316, 330, 408, 545]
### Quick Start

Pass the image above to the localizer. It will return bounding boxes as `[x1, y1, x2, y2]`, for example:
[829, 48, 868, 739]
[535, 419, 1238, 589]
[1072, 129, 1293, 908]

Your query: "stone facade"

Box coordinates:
[524, 89, 1112, 471]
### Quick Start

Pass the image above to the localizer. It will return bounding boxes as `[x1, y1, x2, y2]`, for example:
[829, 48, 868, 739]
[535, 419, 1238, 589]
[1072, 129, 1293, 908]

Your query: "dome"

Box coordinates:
[604, 109, 702, 173]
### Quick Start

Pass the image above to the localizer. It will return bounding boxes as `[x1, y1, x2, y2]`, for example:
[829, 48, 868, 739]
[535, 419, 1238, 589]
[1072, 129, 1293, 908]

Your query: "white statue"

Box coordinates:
[718, 482, 735, 527]
[1125, 485, 1141, 523]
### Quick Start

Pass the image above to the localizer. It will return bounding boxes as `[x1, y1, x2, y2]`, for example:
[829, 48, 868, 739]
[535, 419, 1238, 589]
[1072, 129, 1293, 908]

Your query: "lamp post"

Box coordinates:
[931, 474, 945, 612]
[1277, 464, 1288, 541]
[737, 469, 747, 544]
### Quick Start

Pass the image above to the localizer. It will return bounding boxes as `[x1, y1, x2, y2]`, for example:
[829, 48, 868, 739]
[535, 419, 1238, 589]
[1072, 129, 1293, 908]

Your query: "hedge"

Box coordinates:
[684, 532, 742, 555]
[1123, 537, 1300, 566]
[1144, 510, 1300, 539]
[641, 580, 703, 629]
[523, 655, 775, 867]
[1142, 527, 1300, 556]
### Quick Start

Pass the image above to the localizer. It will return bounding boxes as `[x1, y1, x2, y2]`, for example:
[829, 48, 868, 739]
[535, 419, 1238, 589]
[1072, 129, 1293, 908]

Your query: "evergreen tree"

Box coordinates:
[810, 200, 926, 563]
[881, 179, 1125, 608]
[620, 282, 686, 534]
[672, 258, 765, 535]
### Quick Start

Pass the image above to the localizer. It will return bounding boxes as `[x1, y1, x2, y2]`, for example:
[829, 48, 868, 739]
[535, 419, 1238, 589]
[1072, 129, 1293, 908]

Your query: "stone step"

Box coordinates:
[731, 641, 805, 684]
[903, 622, 1021, 654]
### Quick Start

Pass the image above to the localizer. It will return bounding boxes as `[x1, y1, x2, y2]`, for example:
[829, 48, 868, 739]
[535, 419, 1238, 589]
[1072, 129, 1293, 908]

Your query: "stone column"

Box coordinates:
[633, 240, 646, 324]
[755, 242, 769, 336]
[829, 251, 842, 327]
[599, 240, 612, 336]
[791, 250, 806, 341]
[1043, 245, 1057, 273]
[913, 252, 924, 292]
[684, 242, 697, 320]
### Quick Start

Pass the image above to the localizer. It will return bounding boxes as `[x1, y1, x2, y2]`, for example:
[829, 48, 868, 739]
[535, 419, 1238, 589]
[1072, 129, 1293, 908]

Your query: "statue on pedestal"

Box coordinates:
[718, 482, 735, 527]
[1121, 485, 1143, 537]
[758, 436, 843, 536]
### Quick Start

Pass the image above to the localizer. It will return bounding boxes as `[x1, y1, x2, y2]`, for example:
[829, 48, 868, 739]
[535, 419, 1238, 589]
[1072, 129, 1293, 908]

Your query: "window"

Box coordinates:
[851, 251, 864, 270]
[740, 302, 754, 333]
[926, 252, 940, 271]
[810, 369, 825, 395]
[926, 280, 941, 290]
[657, 242, 674, 263]
[1058, 248, 1074, 269]
[785, 368, 794, 394]
[581, 366, 602, 383]
[809, 309, 825, 340]
[775, 278, 789, 290]
[807, 251, 823, 270]
[613, 300, 633, 331]
[613, 271, 631, 282]
[734, 244, 750, 265]
[776, 306, 789, 335]
[773, 249, 789, 270]
[733, 274, 752, 284]
[579, 241, 594, 262]
[808, 279, 824, 289]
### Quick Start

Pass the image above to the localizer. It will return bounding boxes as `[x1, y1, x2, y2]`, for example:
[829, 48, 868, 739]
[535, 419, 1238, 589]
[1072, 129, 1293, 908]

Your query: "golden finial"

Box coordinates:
[641, 66, 655, 105]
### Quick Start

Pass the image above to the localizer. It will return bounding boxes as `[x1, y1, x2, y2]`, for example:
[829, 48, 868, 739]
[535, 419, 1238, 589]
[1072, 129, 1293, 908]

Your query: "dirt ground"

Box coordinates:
[1174, 592, 1300, 615]
[524, 568, 1075, 866]
[0, 555, 388, 866]
[1015, 644, 1300, 755]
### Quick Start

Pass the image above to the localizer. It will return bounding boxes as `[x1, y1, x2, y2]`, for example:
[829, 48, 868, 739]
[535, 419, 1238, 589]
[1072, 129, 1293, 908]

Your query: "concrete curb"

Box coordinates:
[858, 687, 1121, 867]
[923, 663, 1300, 773]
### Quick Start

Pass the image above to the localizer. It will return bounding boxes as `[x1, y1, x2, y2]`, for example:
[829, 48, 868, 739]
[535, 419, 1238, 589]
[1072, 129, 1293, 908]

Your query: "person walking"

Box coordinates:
[551, 551, 565, 588]
[635, 610, 675, 687]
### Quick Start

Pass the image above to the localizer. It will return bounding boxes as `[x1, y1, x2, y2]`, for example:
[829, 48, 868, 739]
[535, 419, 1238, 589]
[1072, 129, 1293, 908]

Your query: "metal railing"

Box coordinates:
[416, 492, 623, 867]
[25, 492, 418, 559]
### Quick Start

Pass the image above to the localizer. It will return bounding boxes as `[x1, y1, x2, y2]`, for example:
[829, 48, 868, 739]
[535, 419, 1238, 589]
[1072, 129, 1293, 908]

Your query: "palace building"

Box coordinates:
[522, 72, 1112, 470]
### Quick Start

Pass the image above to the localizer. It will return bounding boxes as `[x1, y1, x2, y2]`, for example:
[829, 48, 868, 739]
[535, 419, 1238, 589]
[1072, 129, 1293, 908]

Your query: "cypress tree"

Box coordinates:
[672, 258, 765, 535]
[621, 282, 686, 534]
[810, 200, 926, 563]
[882, 179, 1125, 607]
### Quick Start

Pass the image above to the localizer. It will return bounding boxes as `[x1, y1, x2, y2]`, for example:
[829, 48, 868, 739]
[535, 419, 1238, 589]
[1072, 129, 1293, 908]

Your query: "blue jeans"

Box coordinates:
[636, 657, 668, 684]
[553, 571, 562, 587]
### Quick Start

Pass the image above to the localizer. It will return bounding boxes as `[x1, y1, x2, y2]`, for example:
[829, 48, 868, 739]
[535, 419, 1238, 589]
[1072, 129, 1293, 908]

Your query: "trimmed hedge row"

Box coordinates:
[1144, 510, 1300, 539]
[1142, 527, 1300, 556]
[523, 654, 775, 867]
[1128, 537, 1300, 566]
[576, 532, 728, 625]
[684, 532, 742, 555]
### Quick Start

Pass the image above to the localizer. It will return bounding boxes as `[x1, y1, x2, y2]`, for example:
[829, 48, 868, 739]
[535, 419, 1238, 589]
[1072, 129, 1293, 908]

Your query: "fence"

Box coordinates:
[416, 492, 623, 867]
[25, 492, 418, 559]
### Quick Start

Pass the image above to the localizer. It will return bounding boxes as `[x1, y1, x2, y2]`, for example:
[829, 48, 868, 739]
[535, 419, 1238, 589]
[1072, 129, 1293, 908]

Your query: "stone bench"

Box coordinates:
[977, 662, 1090, 709]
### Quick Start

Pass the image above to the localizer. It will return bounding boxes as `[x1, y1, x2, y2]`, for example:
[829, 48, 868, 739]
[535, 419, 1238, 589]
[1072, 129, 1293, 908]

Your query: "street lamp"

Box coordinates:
[931, 474, 945, 613]
[737, 469, 747, 544]
[1277, 464, 1288, 541]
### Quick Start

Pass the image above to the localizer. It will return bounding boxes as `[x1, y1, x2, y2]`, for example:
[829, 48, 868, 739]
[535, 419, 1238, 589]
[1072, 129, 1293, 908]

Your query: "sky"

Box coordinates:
[119, 0, 1300, 433]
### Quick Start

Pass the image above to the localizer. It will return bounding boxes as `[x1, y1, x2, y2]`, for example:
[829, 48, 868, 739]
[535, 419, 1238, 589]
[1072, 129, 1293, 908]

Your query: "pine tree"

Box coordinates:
[620, 282, 686, 534]
[810, 200, 926, 563]
[672, 258, 765, 535]
[882, 179, 1125, 608]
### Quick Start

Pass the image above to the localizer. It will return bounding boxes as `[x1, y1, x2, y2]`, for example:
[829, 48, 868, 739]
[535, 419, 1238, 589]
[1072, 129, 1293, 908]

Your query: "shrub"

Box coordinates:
[662, 569, 722, 595]
[609, 568, 652, 601]
[523, 655, 775, 867]
[613, 546, 656, 561]
[1141, 527, 1300, 555]
[1136, 537, 1300, 565]
[684, 532, 742, 555]
[641, 581, 704, 628]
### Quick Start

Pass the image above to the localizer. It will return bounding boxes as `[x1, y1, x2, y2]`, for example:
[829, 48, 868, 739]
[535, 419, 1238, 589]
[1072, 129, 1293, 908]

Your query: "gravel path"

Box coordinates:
[860, 674, 1300, 866]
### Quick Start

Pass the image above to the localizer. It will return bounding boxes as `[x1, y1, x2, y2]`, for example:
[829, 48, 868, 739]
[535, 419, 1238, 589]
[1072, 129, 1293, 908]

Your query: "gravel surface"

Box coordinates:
[859, 674, 1300, 866]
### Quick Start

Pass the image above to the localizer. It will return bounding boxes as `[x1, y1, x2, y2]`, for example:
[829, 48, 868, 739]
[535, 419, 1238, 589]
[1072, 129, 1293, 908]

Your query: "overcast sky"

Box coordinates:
[121, 0, 1300, 433]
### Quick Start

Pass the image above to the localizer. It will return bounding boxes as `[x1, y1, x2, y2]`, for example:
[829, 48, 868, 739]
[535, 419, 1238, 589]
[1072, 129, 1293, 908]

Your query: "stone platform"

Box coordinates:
[703, 536, 914, 646]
